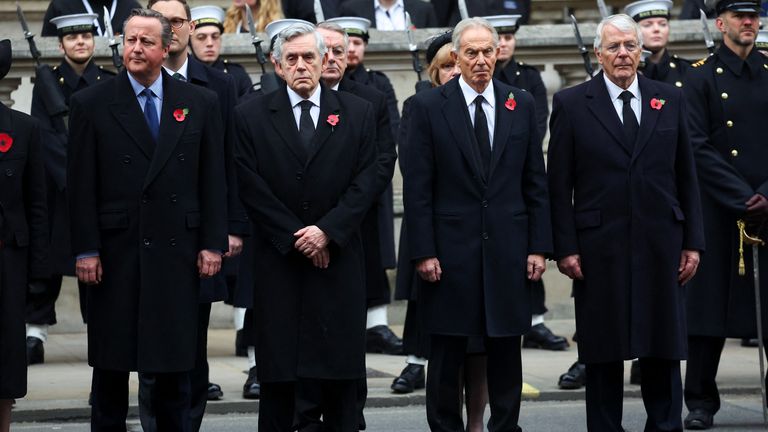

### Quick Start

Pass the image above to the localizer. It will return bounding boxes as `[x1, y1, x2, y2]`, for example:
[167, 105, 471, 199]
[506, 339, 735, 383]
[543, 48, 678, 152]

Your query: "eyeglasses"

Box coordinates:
[168, 18, 188, 29]
[603, 42, 639, 54]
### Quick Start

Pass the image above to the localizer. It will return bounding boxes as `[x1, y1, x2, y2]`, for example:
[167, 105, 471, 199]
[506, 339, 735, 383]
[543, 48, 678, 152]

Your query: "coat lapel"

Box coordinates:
[108, 71, 155, 159]
[144, 70, 188, 189]
[306, 84, 339, 167]
[0, 104, 12, 160]
[488, 81, 513, 180]
[441, 79, 485, 183]
[632, 75, 661, 162]
[585, 71, 633, 156]
[269, 87, 308, 165]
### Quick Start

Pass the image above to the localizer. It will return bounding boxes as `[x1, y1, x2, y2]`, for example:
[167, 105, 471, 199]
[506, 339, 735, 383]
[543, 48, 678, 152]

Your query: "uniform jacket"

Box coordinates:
[639, 49, 692, 89]
[210, 58, 254, 100]
[404, 77, 552, 337]
[548, 72, 705, 363]
[0, 104, 48, 398]
[41, 0, 141, 36]
[31, 60, 114, 276]
[684, 45, 768, 337]
[234, 83, 377, 382]
[339, 0, 438, 28]
[494, 57, 549, 144]
[67, 70, 228, 372]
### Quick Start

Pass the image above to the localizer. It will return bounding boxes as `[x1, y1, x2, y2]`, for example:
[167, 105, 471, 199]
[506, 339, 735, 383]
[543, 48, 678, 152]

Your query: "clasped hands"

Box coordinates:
[294, 225, 330, 269]
[416, 254, 547, 283]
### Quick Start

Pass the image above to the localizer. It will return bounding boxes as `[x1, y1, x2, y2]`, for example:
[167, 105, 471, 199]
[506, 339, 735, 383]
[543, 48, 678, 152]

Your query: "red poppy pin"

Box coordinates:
[504, 92, 516, 111]
[327, 114, 340, 130]
[173, 108, 189, 122]
[0, 133, 12, 153]
[650, 98, 666, 110]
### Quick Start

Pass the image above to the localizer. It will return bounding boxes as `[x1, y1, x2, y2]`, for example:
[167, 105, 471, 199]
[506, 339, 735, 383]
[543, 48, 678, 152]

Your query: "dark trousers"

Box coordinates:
[190, 302, 212, 432]
[585, 358, 682, 432]
[259, 382, 296, 432]
[26, 275, 87, 325]
[426, 334, 522, 432]
[90, 368, 191, 432]
[684, 335, 729, 415]
[296, 378, 359, 432]
[529, 280, 547, 316]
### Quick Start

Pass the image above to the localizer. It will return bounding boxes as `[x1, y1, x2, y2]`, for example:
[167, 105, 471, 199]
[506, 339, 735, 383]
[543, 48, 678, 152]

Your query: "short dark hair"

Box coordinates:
[123, 8, 173, 47]
[146, 0, 191, 20]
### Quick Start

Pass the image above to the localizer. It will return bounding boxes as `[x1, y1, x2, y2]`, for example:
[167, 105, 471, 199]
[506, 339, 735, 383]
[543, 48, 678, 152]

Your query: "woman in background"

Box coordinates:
[223, 0, 283, 33]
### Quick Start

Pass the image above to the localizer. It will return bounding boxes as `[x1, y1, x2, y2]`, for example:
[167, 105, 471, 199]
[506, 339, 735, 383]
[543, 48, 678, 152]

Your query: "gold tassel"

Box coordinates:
[738, 220, 746, 276]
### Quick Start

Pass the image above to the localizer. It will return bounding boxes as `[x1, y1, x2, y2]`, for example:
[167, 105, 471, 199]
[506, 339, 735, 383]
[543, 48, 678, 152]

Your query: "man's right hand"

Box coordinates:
[416, 257, 442, 282]
[746, 194, 768, 222]
[557, 254, 584, 280]
[76, 256, 103, 285]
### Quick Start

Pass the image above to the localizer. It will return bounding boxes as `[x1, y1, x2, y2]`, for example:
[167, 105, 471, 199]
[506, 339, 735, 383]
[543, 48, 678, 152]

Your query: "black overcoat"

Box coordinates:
[0, 104, 48, 398]
[684, 45, 768, 338]
[234, 84, 377, 382]
[67, 70, 228, 373]
[548, 73, 705, 363]
[404, 77, 552, 337]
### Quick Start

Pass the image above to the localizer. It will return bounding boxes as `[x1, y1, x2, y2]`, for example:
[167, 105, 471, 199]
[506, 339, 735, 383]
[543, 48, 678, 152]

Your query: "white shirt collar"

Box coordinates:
[127, 71, 163, 100]
[458, 76, 495, 109]
[287, 84, 322, 108]
[163, 56, 190, 81]
[375, 0, 404, 12]
[603, 73, 640, 102]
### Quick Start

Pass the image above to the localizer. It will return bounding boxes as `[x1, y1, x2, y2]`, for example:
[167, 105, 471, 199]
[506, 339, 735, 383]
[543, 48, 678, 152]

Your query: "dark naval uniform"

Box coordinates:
[345, 64, 398, 308]
[210, 58, 253, 100]
[683, 44, 768, 416]
[28, 60, 114, 326]
[639, 50, 692, 89]
[41, 0, 141, 37]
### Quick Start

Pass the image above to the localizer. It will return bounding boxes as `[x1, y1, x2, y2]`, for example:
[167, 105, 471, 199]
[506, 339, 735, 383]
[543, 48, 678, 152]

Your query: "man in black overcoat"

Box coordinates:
[548, 14, 704, 432]
[68, 9, 228, 431]
[234, 22, 377, 432]
[404, 17, 552, 432]
[682, 0, 768, 429]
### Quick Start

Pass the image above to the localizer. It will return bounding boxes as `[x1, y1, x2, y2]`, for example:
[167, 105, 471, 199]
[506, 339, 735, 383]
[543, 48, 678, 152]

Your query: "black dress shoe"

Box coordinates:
[366, 325, 404, 355]
[235, 329, 248, 357]
[741, 338, 759, 347]
[684, 409, 714, 430]
[391, 363, 425, 394]
[558, 362, 586, 390]
[242, 366, 260, 399]
[26, 337, 44, 365]
[629, 359, 641, 385]
[207, 382, 223, 400]
[523, 323, 570, 351]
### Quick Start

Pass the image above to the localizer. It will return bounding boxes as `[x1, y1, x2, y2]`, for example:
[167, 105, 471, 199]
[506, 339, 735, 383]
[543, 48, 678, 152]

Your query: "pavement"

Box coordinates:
[13, 319, 767, 423]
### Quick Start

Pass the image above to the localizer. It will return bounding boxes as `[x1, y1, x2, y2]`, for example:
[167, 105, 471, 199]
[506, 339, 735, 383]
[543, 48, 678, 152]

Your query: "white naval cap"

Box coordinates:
[324, 17, 372, 41]
[756, 30, 768, 50]
[265, 18, 315, 42]
[190, 6, 225, 30]
[624, 0, 674, 21]
[49, 13, 98, 36]
[484, 15, 523, 34]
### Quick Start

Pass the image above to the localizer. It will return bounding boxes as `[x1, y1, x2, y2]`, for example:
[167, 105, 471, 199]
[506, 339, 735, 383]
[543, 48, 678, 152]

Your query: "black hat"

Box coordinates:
[712, 0, 762, 14]
[0, 40, 10, 81]
[426, 31, 452, 65]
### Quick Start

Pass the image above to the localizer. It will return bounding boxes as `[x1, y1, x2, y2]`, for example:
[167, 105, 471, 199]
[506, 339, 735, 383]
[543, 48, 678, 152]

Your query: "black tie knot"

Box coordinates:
[141, 88, 154, 98]
[619, 90, 633, 105]
[474, 95, 485, 107]
[299, 100, 313, 112]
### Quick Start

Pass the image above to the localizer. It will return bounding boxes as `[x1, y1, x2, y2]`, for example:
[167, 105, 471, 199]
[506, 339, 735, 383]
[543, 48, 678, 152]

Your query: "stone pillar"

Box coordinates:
[0, 77, 21, 108]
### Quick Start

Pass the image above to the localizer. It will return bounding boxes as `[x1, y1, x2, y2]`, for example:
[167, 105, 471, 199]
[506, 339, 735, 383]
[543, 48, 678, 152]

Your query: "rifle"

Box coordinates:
[314, 0, 325, 24]
[700, 9, 716, 55]
[245, 3, 278, 93]
[570, 15, 594, 79]
[404, 12, 429, 92]
[103, 6, 123, 71]
[457, 0, 469, 21]
[17, 2, 67, 117]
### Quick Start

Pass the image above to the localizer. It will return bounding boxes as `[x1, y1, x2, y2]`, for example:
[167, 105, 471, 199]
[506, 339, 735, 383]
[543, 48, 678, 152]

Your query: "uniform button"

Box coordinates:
[482, 200, 488, 208]
[516, 71, 520, 76]
[177, 153, 185, 161]
[170, 193, 178, 203]
[302, 201, 310, 210]
[169, 238, 177, 247]
[123, 155, 131, 164]
[764, 64, 768, 70]
[675, 81, 683, 88]
[482, 232, 489, 240]
[141, 194, 148, 203]
[4, 169, 12, 177]
[731, 149, 739, 157]
[726, 120, 734, 127]
[669, 62, 676, 68]
[143, 238, 152, 247]
[96, 76, 101, 80]
[721, 92, 728, 100]
[716, 67, 724, 74]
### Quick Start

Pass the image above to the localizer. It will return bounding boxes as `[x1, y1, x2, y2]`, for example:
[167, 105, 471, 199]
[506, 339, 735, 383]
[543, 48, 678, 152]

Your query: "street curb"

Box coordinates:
[13, 386, 762, 424]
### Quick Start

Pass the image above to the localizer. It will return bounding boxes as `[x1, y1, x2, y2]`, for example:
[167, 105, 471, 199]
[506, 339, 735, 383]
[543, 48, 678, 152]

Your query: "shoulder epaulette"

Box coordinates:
[692, 56, 711, 68]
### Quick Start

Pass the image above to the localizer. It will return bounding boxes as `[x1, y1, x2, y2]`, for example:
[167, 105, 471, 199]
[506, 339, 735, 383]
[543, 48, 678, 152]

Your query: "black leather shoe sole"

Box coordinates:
[684, 410, 713, 430]
[391, 376, 425, 393]
[26, 337, 44, 365]
[522, 338, 570, 351]
[207, 383, 224, 400]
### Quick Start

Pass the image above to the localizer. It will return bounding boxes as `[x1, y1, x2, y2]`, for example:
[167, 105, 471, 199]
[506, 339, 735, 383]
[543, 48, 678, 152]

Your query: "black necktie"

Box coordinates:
[619, 90, 638, 147]
[298, 100, 315, 150]
[172, 72, 186, 82]
[473, 95, 491, 175]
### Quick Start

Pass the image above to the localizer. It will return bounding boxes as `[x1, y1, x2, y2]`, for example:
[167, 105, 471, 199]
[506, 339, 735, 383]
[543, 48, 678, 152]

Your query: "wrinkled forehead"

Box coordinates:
[602, 24, 639, 43]
[458, 28, 496, 51]
[282, 34, 320, 57]
[124, 17, 162, 37]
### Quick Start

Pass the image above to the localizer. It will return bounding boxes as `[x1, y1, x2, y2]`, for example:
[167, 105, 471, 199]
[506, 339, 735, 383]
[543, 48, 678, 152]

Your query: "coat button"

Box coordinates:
[141, 194, 148, 204]
[169, 237, 177, 247]
[302, 201, 310, 210]
[170, 193, 178, 203]
[726, 120, 734, 128]
[482, 200, 488, 208]
[177, 153, 185, 161]
[716, 67, 724, 74]
[675, 81, 683, 88]
[143, 238, 152, 247]
[4, 169, 12, 177]
[482, 232, 489, 240]
[731, 149, 739, 157]
[721, 92, 728, 100]
[123, 155, 131, 164]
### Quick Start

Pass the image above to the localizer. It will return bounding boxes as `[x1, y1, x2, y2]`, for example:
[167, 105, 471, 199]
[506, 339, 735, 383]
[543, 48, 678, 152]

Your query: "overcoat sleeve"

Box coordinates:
[547, 92, 579, 259]
[197, 92, 229, 252]
[521, 91, 552, 256]
[674, 94, 705, 251]
[24, 120, 49, 278]
[67, 95, 100, 255]
[372, 92, 397, 197]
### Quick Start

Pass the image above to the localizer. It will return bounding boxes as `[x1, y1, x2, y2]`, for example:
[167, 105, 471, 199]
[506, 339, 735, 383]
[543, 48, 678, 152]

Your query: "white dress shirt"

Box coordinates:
[127, 71, 163, 125]
[603, 73, 642, 125]
[163, 56, 190, 82]
[287, 85, 321, 130]
[458, 76, 496, 148]
[374, 0, 406, 31]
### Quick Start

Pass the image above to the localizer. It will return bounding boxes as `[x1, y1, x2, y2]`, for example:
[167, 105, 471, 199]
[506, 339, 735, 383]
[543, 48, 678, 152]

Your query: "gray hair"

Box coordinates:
[594, 14, 643, 51]
[316, 22, 349, 52]
[271, 23, 327, 62]
[123, 8, 173, 48]
[452, 17, 499, 52]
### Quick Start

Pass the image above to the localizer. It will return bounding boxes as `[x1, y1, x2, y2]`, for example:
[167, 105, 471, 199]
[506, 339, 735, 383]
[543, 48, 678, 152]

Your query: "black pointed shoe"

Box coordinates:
[684, 409, 714, 430]
[243, 366, 260, 399]
[207, 382, 223, 400]
[391, 363, 426, 394]
[365, 325, 404, 355]
[558, 362, 586, 390]
[26, 336, 44, 365]
[523, 323, 570, 351]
